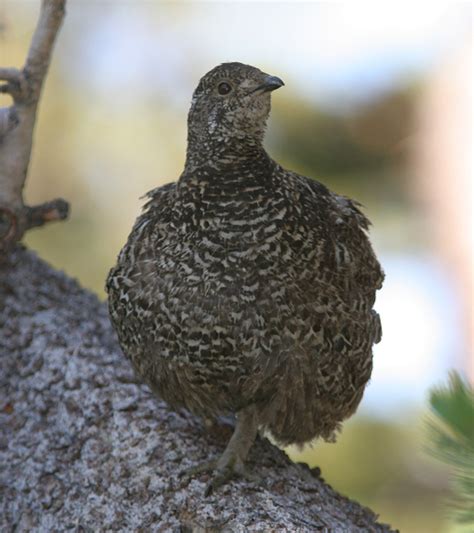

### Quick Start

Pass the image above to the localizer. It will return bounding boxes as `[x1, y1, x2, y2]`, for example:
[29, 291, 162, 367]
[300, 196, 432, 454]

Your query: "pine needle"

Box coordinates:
[426, 371, 474, 524]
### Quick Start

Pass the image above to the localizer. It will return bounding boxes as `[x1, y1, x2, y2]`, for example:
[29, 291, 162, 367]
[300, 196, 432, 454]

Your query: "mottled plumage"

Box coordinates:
[107, 62, 384, 493]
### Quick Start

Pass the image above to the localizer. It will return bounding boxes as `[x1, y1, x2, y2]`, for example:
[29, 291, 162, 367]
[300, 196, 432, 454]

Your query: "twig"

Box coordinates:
[24, 198, 69, 229]
[0, 67, 21, 83]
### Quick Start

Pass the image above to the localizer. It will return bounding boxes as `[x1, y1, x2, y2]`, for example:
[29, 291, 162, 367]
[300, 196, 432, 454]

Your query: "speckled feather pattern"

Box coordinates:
[107, 63, 384, 448]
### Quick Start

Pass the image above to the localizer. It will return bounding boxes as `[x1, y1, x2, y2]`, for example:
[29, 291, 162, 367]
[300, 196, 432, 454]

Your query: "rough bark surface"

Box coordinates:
[0, 246, 395, 532]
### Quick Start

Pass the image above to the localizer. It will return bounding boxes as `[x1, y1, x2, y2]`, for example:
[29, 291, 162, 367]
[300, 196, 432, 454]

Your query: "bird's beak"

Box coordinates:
[261, 75, 285, 92]
[250, 75, 285, 95]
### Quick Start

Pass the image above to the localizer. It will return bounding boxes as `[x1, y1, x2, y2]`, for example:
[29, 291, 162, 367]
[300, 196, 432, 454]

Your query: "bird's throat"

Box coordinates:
[184, 137, 273, 172]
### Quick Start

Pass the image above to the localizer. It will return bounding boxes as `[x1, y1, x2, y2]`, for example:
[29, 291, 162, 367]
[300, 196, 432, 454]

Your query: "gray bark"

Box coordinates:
[0, 246, 395, 532]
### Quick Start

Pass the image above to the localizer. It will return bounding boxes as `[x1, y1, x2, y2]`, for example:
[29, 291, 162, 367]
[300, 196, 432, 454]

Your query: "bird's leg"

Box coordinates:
[206, 404, 259, 495]
[181, 405, 260, 495]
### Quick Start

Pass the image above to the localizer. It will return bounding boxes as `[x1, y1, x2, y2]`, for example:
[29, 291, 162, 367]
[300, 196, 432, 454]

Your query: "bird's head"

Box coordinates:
[186, 62, 284, 166]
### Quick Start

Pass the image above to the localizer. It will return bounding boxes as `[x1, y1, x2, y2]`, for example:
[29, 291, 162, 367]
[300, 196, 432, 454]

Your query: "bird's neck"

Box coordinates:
[180, 142, 276, 195]
[184, 134, 271, 174]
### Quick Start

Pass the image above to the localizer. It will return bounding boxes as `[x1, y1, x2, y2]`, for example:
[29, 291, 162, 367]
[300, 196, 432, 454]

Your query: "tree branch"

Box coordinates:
[0, 67, 22, 83]
[23, 0, 66, 104]
[0, 0, 68, 254]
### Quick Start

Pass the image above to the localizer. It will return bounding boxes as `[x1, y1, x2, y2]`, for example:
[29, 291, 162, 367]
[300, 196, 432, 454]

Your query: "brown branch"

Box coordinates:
[0, 199, 69, 250]
[24, 198, 69, 229]
[0, 0, 68, 254]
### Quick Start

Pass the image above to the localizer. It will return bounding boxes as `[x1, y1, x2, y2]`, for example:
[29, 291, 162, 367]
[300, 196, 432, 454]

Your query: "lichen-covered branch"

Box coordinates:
[0, 0, 68, 253]
[0, 246, 396, 531]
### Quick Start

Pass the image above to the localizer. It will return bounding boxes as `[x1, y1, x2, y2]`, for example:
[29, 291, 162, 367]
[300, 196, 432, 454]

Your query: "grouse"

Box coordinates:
[106, 62, 384, 495]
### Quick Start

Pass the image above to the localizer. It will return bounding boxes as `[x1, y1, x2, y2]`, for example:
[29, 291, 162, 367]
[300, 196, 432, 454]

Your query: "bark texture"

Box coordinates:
[0, 246, 395, 532]
[0, 0, 68, 252]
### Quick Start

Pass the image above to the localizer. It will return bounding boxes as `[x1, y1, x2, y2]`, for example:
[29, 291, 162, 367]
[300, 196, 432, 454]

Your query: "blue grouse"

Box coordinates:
[107, 62, 384, 494]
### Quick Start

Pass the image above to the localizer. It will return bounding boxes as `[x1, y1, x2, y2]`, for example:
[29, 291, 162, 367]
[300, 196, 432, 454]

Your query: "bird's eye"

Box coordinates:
[217, 82, 232, 95]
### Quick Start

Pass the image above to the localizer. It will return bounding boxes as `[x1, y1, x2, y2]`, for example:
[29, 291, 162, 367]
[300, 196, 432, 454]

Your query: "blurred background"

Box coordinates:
[1, 1, 472, 531]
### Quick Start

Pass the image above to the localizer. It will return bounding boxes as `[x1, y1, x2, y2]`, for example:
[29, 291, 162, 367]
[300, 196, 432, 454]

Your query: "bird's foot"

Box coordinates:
[204, 455, 260, 496]
[178, 458, 218, 480]
[179, 454, 260, 496]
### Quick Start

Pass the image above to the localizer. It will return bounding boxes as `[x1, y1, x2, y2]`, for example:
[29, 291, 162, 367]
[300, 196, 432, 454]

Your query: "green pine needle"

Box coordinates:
[427, 371, 474, 524]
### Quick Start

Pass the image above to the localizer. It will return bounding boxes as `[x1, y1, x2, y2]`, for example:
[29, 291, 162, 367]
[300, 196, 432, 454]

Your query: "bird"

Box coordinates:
[106, 62, 384, 495]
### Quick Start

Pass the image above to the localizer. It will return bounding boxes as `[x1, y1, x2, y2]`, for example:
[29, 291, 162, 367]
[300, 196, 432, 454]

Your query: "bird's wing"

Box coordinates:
[288, 171, 384, 291]
[105, 182, 176, 292]
[332, 194, 371, 231]
[291, 171, 371, 231]
[141, 182, 176, 214]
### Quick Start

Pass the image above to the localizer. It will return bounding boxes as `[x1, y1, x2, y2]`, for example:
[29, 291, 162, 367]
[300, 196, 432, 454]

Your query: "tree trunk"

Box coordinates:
[0, 246, 395, 532]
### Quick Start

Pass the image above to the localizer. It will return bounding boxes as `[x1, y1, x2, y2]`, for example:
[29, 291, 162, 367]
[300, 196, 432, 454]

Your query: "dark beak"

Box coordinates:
[262, 75, 285, 92]
[250, 75, 285, 94]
